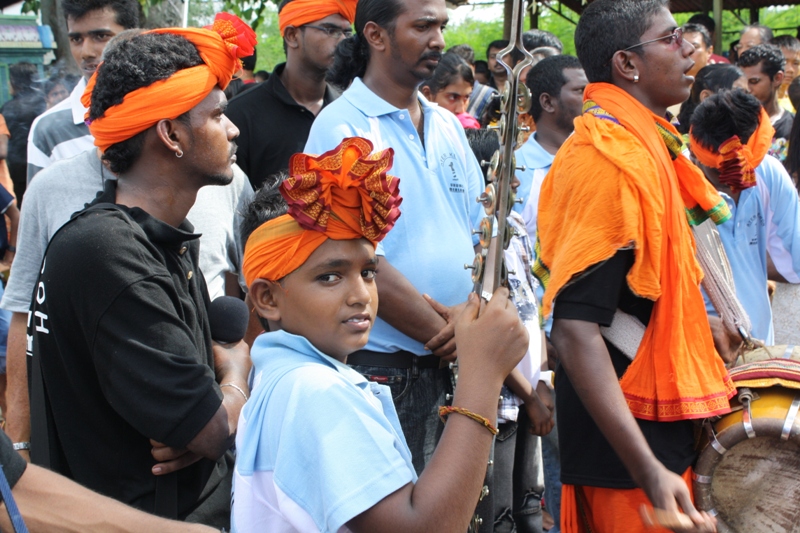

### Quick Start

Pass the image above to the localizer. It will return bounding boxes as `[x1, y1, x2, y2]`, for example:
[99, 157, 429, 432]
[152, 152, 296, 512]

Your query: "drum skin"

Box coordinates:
[694, 388, 800, 532]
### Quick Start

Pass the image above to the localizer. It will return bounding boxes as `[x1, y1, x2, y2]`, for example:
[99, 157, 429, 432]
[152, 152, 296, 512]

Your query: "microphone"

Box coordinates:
[208, 296, 250, 344]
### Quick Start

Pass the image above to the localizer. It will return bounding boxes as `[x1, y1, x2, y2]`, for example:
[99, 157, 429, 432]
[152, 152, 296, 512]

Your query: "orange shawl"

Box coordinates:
[82, 13, 257, 152]
[534, 83, 735, 421]
[279, 0, 358, 36]
[242, 137, 402, 286]
[689, 107, 774, 192]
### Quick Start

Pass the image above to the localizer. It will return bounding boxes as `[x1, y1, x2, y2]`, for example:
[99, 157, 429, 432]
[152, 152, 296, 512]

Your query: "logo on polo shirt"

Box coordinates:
[440, 153, 464, 194]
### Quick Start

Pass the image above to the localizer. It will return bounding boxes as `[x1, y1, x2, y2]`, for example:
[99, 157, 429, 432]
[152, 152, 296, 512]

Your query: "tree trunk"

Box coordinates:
[40, 0, 76, 72]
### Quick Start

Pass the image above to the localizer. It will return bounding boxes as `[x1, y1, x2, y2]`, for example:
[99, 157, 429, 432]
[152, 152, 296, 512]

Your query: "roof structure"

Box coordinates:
[558, 0, 800, 14]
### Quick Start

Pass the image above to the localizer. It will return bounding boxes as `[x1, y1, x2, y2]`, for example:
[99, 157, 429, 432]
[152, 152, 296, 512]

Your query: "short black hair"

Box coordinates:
[738, 44, 785, 80]
[88, 33, 203, 174]
[522, 29, 563, 53]
[464, 129, 498, 185]
[676, 63, 744, 134]
[790, 76, 800, 111]
[475, 60, 489, 77]
[741, 24, 773, 43]
[525, 55, 582, 122]
[61, 0, 139, 29]
[575, 0, 668, 84]
[486, 39, 508, 59]
[327, 0, 406, 90]
[422, 52, 474, 94]
[690, 89, 762, 152]
[9, 62, 38, 94]
[682, 23, 712, 49]
[241, 49, 257, 71]
[687, 13, 715, 35]
[240, 170, 289, 245]
[447, 44, 475, 66]
[772, 34, 800, 53]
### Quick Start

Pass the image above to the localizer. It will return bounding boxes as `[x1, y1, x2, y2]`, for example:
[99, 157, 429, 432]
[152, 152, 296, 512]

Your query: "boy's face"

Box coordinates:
[254, 238, 378, 362]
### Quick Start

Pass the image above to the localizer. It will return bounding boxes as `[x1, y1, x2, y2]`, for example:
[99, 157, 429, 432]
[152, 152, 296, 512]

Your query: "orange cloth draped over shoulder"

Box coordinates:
[278, 0, 358, 36]
[689, 107, 774, 192]
[81, 13, 257, 152]
[242, 137, 402, 286]
[0, 114, 14, 198]
[533, 83, 735, 422]
[561, 468, 694, 533]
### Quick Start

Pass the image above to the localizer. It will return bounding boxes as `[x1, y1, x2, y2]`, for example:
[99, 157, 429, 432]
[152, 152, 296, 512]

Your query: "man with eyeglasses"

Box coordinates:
[225, 0, 355, 188]
[534, 0, 735, 531]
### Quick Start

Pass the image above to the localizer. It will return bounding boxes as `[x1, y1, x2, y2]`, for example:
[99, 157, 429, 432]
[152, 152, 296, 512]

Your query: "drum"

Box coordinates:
[693, 346, 800, 533]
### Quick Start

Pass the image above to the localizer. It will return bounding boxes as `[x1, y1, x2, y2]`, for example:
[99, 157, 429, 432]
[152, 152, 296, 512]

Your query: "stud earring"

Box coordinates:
[633, 75, 640, 83]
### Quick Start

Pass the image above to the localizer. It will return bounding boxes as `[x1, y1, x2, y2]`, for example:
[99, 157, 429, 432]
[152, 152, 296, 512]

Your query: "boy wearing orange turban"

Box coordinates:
[233, 137, 529, 533]
[689, 89, 800, 345]
[28, 16, 256, 528]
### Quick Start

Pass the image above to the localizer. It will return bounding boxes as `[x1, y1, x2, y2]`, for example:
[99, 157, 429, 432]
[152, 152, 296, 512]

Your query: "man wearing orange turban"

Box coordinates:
[690, 89, 800, 346]
[27, 16, 256, 529]
[226, 0, 356, 189]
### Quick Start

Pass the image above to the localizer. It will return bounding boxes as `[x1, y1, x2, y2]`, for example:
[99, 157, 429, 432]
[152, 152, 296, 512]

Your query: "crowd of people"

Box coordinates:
[0, 0, 796, 532]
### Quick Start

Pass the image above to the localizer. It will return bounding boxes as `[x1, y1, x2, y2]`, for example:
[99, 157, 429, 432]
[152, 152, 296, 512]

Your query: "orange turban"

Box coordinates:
[279, 0, 357, 36]
[81, 13, 257, 152]
[242, 137, 402, 286]
[689, 107, 774, 193]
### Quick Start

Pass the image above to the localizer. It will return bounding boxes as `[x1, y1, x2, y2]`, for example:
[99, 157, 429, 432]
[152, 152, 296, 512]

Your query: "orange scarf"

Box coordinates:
[82, 13, 257, 152]
[689, 107, 774, 193]
[279, 0, 358, 36]
[534, 83, 735, 421]
[242, 137, 402, 286]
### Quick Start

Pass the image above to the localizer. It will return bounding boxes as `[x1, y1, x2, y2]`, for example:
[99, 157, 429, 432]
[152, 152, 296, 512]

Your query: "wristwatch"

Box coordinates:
[12, 442, 30, 451]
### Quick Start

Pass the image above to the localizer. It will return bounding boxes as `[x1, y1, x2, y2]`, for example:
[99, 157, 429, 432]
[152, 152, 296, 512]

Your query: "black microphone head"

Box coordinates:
[208, 296, 250, 344]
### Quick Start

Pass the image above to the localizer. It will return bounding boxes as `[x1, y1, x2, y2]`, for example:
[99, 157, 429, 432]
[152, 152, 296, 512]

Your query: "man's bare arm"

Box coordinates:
[5, 313, 29, 459]
[551, 318, 715, 533]
[3, 461, 215, 533]
[376, 257, 449, 350]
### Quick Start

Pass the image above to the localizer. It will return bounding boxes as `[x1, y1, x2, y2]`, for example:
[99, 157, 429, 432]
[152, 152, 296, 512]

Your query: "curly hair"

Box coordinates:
[738, 44, 785, 80]
[690, 89, 762, 152]
[88, 33, 202, 174]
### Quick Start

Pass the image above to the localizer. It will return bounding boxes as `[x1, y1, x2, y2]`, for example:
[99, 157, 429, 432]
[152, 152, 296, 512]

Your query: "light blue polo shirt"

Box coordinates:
[305, 78, 485, 354]
[514, 132, 556, 239]
[233, 330, 416, 533]
[705, 155, 800, 344]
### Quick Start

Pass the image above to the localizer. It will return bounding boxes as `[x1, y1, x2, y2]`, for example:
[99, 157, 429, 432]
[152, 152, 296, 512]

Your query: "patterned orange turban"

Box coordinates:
[279, 0, 357, 36]
[689, 107, 774, 193]
[81, 13, 257, 152]
[242, 137, 402, 286]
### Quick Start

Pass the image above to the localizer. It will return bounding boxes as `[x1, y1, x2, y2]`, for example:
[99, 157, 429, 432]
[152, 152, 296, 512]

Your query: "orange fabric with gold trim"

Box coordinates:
[536, 83, 734, 422]
[689, 107, 774, 193]
[278, 0, 358, 36]
[81, 13, 256, 152]
[561, 468, 694, 533]
[242, 137, 402, 286]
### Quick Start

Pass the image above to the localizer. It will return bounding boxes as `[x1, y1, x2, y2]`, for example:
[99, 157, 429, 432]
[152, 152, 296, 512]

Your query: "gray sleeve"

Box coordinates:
[26, 162, 43, 184]
[1, 187, 48, 313]
[232, 164, 254, 293]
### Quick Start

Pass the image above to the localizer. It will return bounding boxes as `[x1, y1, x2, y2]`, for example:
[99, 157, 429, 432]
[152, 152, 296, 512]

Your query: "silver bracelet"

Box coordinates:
[220, 383, 249, 401]
[12, 442, 30, 451]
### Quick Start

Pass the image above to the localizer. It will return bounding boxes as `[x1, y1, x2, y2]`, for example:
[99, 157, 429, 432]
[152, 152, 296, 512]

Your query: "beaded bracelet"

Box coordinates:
[438, 405, 498, 435]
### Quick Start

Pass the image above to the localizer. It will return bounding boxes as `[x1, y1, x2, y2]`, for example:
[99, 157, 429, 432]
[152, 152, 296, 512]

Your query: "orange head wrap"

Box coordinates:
[279, 0, 357, 36]
[242, 137, 402, 286]
[689, 107, 775, 193]
[81, 13, 257, 152]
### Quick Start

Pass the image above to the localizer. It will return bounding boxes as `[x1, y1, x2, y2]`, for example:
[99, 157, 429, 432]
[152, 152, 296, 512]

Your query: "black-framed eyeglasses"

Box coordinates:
[621, 27, 684, 52]
[302, 24, 353, 39]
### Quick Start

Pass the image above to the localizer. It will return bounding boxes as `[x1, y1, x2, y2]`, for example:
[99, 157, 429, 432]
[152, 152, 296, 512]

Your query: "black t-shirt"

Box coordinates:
[225, 63, 339, 189]
[773, 110, 794, 141]
[0, 430, 27, 498]
[552, 250, 696, 489]
[29, 180, 226, 518]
